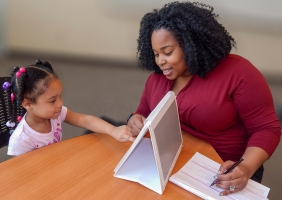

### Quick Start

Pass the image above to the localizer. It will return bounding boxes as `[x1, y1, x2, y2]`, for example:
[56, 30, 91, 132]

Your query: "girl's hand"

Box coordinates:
[111, 125, 135, 142]
[214, 160, 249, 196]
[127, 114, 146, 136]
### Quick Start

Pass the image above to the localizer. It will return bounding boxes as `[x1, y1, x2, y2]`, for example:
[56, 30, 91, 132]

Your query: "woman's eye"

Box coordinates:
[165, 52, 172, 56]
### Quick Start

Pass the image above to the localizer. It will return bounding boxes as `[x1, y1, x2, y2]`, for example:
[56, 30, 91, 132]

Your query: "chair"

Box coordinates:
[275, 102, 282, 122]
[0, 77, 12, 148]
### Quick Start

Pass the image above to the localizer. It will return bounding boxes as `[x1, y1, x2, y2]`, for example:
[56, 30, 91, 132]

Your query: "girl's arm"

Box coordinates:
[64, 109, 134, 142]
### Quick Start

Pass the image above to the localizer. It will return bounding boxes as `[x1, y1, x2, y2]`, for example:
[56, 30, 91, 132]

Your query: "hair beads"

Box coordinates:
[2, 82, 11, 90]
[16, 67, 26, 77]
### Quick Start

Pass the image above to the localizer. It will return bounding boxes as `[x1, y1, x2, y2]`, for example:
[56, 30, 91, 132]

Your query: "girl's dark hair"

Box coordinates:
[3, 60, 58, 127]
[137, 1, 236, 78]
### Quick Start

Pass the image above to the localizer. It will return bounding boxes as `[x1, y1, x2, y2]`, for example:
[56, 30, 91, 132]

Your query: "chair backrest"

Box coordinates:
[0, 77, 12, 148]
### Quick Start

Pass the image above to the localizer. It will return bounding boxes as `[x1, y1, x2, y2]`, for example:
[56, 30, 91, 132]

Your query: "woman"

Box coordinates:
[127, 1, 281, 196]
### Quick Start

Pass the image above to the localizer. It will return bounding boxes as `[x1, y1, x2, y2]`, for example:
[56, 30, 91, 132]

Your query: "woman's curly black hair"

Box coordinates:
[137, 1, 236, 78]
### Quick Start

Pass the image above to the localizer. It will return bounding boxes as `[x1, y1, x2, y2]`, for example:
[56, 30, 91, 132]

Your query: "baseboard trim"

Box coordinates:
[2, 50, 282, 84]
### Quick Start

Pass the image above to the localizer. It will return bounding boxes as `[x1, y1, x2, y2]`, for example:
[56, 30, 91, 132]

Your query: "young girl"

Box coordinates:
[2, 60, 134, 156]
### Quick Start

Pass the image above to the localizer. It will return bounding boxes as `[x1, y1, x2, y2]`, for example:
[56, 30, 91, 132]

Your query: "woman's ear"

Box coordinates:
[21, 98, 31, 110]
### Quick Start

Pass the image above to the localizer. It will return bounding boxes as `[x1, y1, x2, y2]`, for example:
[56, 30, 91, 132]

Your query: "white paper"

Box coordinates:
[170, 152, 270, 200]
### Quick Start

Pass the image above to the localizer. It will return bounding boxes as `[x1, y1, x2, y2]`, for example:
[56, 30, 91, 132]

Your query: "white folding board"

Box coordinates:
[114, 91, 183, 194]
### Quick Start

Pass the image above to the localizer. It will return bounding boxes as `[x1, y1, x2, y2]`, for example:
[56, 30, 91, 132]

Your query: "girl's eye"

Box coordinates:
[154, 54, 159, 57]
[165, 52, 172, 56]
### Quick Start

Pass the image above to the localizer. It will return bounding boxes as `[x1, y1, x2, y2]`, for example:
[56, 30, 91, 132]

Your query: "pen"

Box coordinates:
[210, 157, 244, 187]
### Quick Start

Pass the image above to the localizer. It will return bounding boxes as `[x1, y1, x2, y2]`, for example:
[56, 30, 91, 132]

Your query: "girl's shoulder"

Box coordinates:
[9, 122, 25, 138]
[58, 106, 68, 122]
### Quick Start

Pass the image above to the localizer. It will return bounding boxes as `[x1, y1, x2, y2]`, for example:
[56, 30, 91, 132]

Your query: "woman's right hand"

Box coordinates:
[127, 114, 146, 136]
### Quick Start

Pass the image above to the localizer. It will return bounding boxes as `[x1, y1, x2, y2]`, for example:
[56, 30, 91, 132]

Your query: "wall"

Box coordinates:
[0, 0, 7, 55]
[229, 30, 282, 75]
[3, 0, 282, 74]
[6, 0, 139, 60]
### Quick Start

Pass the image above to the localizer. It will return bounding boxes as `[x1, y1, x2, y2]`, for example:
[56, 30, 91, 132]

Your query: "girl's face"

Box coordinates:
[27, 79, 63, 120]
[151, 29, 190, 80]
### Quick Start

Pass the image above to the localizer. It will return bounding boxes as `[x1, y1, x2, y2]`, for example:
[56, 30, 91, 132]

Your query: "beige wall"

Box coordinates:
[0, 0, 7, 54]
[229, 30, 282, 75]
[6, 0, 139, 60]
[4, 0, 282, 74]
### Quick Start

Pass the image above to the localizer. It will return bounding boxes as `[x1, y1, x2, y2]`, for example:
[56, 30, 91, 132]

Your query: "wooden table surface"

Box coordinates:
[0, 132, 223, 199]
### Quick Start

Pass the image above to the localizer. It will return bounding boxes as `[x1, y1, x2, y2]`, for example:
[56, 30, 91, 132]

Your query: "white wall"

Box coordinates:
[6, 0, 140, 60]
[230, 30, 282, 75]
[3, 0, 282, 74]
[0, 0, 7, 55]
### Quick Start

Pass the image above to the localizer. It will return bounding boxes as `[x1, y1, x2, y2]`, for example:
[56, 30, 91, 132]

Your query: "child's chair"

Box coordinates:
[0, 77, 12, 148]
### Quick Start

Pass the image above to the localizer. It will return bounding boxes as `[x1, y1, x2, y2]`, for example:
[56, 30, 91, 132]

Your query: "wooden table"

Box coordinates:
[0, 132, 222, 199]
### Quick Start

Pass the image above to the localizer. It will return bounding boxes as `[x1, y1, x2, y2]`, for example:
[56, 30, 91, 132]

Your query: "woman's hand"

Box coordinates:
[214, 160, 249, 196]
[127, 114, 146, 136]
[111, 125, 135, 142]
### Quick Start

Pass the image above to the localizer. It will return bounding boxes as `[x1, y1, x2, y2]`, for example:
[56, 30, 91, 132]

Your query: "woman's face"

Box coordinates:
[151, 29, 190, 80]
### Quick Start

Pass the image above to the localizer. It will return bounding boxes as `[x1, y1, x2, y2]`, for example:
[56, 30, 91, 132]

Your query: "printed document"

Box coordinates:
[169, 152, 269, 200]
